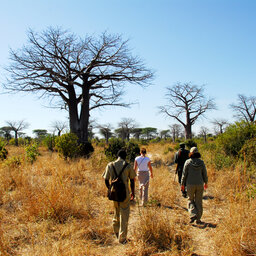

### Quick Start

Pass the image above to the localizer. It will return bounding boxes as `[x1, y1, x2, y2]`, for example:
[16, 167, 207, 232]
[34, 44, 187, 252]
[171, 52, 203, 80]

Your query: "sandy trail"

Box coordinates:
[102, 154, 222, 255]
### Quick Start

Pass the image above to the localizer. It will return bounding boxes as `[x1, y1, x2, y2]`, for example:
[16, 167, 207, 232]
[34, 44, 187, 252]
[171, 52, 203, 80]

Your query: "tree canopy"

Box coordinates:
[3, 27, 154, 152]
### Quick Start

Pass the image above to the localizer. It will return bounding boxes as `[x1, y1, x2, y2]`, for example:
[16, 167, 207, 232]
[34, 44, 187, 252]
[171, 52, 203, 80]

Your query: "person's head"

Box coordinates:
[179, 143, 185, 149]
[117, 148, 127, 160]
[140, 148, 146, 155]
[189, 147, 201, 158]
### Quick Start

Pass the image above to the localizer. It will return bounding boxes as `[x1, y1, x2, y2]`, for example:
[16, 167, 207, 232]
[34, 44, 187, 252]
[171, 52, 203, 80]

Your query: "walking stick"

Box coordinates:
[173, 165, 178, 183]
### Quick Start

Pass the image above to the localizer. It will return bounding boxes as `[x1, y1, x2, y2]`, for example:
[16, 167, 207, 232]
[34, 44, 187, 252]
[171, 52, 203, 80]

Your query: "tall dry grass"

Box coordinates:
[0, 142, 255, 255]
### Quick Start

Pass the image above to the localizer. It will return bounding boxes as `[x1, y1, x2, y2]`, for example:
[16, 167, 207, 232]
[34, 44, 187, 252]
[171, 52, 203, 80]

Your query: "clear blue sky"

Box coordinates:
[0, 0, 256, 137]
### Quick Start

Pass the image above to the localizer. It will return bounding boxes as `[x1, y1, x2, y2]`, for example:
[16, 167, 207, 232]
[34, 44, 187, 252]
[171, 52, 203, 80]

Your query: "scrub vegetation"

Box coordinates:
[0, 128, 255, 255]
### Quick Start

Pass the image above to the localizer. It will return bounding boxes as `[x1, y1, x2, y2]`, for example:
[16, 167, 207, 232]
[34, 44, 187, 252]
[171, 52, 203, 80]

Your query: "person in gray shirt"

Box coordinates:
[181, 147, 208, 224]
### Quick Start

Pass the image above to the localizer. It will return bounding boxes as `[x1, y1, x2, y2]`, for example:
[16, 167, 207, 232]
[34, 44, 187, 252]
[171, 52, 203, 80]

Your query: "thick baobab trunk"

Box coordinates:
[14, 131, 18, 146]
[185, 124, 192, 139]
[79, 86, 90, 144]
[68, 84, 90, 146]
[68, 86, 81, 140]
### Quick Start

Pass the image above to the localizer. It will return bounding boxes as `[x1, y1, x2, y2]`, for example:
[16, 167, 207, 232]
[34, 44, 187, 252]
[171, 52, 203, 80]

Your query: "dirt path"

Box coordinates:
[168, 164, 220, 256]
[102, 155, 222, 256]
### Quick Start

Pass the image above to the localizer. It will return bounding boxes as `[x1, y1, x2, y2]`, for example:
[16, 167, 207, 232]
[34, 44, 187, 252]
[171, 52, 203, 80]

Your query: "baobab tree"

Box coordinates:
[51, 120, 67, 136]
[199, 126, 209, 143]
[3, 27, 153, 153]
[6, 120, 29, 146]
[230, 94, 256, 123]
[116, 118, 137, 141]
[212, 118, 229, 135]
[169, 123, 182, 141]
[159, 82, 216, 139]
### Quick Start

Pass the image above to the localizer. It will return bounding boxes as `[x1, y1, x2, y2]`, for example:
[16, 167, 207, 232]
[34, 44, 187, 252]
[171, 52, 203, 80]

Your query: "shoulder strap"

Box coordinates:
[112, 162, 128, 179]
[137, 157, 146, 168]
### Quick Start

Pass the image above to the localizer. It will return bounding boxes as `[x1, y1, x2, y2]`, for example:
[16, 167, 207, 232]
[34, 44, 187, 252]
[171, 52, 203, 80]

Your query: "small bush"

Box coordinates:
[25, 143, 39, 163]
[43, 134, 56, 151]
[212, 151, 234, 170]
[104, 138, 140, 162]
[239, 137, 256, 167]
[184, 139, 197, 149]
[216, 121, 256, 156]
[125, 141, 140, 162]
[104, 138, 125, 161]
[0, 141, 8, 160]
[55, 133, 80, 159]
[3, 156, 22, 168]
[79, 141, 94, 157]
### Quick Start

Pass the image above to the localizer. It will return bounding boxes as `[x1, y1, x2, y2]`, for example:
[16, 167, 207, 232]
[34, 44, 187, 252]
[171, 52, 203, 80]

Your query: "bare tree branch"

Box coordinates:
[159, 82, 216, 139]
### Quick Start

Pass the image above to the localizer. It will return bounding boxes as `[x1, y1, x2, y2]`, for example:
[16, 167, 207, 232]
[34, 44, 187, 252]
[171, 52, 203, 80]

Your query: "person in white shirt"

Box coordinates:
[134, 148, 153, 206]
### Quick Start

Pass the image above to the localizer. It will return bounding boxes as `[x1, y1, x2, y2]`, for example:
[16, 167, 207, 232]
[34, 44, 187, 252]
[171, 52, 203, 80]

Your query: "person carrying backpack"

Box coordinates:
[181, 147, 208, 224]
[174, 143, 189, 197]
[103, 149, 136, 244]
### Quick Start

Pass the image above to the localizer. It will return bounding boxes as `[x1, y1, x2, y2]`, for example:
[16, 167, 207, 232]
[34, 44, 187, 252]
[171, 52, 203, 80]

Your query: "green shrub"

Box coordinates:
[212, 151, 234, 170]
[104, 138, 125, 161]
[125, 141, 140, 162]
[3, 156, 22, 168]
[43, 134, 56, 151]
[79, 141, 94, 157]
[104, 138, 140, 162]
[0, 141, 8, 160]
[216, 121, 256, 156]
[184, 139, 197, 149]
[239, 137, 256, 167]
[25, 143, 39, 163]
[55, 133, 80, 159]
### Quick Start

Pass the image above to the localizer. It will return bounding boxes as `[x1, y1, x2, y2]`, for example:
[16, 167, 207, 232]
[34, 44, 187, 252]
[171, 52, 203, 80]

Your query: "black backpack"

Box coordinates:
[108, 162, 128, 202]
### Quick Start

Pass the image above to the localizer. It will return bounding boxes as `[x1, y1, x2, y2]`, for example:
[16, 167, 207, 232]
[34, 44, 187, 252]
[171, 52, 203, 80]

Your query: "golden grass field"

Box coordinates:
[0, 143, 255, 255]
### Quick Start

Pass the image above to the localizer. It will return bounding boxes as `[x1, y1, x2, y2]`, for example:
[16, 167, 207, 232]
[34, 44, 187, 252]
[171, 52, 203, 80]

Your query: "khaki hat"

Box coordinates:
[190, 147, 199, 153]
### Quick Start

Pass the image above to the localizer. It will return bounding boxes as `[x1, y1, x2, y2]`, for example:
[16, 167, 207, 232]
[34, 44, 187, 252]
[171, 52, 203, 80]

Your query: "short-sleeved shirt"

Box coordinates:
[102, 157, 136, 198]
[135, 156, 150, 172]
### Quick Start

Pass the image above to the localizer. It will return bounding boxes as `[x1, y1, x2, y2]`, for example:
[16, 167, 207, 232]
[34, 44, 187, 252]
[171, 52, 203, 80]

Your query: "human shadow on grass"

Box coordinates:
[203, 195, 214, 200]
[192, 221, 217, 229]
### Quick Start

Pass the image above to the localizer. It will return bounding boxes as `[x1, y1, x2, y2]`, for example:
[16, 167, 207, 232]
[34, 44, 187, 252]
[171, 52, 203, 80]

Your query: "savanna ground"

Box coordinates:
[0, 142, 255, 256]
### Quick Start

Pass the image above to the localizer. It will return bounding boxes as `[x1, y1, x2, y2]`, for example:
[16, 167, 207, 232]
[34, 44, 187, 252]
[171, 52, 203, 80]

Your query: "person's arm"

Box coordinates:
[181, 161, 188, 190]
[130, 179, 135, 200]
[202, 162, 208, 190]
[134, 160, 138, 174]
[148, 161, 153, 178]
[105, 179, 110, 189]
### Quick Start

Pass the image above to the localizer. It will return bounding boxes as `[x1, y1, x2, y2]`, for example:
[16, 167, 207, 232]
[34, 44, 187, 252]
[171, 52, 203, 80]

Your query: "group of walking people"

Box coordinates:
[103, 144, 208, 244]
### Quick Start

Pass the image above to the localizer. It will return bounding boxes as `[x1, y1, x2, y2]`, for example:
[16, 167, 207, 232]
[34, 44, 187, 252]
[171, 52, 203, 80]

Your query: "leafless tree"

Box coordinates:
[117, 118, 137, 141]
[51, 120, 67, 136]
[212, 118, 229, 135]
[6, 120, 29, 146]
[199, 126, 209, 143]
[169, 123, 183, 141]
[159, 82, 216, 139]
[3, 27, 153, 151]
[230, 94, 256, 123]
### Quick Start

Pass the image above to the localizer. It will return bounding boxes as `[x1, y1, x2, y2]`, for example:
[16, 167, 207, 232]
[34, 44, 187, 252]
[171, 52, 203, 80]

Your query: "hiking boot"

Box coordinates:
[182, 191, 187, 198]
[119, 239, 128, 244]
[189, 216, 196, 223]
[196, 220, 204, 225]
